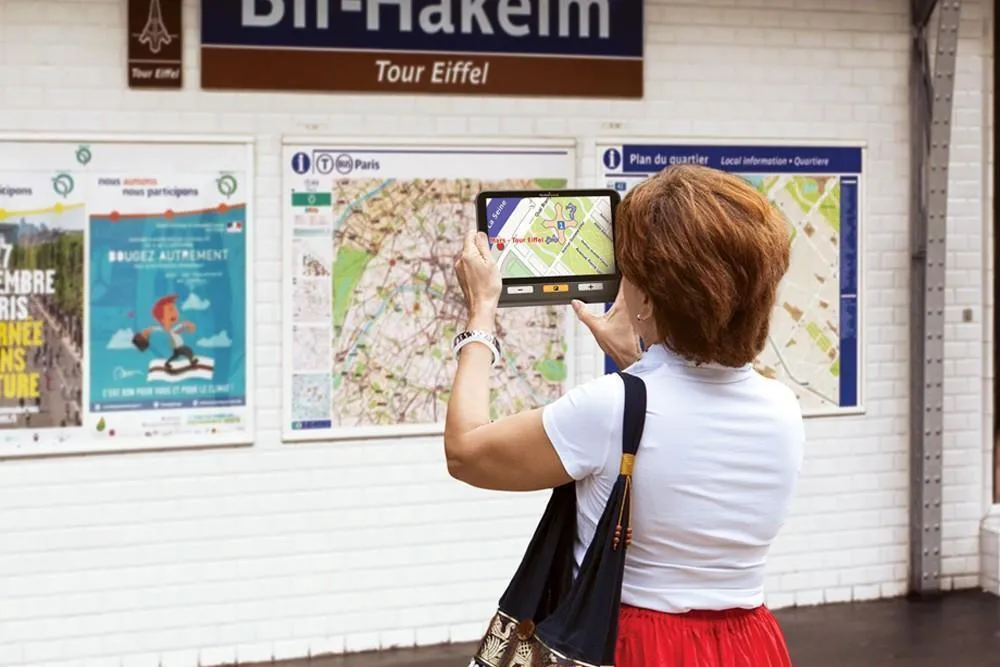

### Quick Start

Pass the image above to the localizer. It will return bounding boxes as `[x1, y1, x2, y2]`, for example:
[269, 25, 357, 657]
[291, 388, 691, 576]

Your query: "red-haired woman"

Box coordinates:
[445, 165, 803, 666]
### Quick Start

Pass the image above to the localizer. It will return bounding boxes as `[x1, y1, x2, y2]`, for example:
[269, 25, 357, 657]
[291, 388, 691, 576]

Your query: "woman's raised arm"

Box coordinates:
[443, 231, 572, 492]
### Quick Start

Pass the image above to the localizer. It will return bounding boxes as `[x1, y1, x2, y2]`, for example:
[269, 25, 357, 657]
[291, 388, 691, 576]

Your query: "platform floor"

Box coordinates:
[249, 590, 1000, 667]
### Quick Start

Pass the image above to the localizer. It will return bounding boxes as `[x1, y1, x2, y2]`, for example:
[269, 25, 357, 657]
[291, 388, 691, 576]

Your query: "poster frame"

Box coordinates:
[280, 135, 579, 442]
[592, 136, 867, 419]
[0, 132, 257, 458]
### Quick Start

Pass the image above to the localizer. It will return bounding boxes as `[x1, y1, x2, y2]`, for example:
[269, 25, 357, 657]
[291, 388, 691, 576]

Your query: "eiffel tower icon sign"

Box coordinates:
[128, 0, 181, 88]
[135, 0, 176, 54]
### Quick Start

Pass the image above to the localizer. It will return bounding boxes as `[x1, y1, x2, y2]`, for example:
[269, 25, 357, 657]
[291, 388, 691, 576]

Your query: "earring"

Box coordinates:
[635, 313, 643, 321]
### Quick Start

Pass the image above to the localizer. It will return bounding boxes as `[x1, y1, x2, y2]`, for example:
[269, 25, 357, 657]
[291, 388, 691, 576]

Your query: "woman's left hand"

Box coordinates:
[456, 230, 502, 318]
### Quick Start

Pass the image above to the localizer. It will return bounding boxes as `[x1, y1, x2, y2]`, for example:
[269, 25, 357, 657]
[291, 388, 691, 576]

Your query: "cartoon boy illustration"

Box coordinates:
[141, 294, 198, 370]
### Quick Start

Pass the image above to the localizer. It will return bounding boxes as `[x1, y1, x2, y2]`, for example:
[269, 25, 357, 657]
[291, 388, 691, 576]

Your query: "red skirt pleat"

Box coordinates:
[615, 604, 792, 667]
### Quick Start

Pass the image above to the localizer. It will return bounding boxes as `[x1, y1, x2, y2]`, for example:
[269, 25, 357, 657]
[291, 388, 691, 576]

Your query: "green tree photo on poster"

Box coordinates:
[9, 225, 85, 349]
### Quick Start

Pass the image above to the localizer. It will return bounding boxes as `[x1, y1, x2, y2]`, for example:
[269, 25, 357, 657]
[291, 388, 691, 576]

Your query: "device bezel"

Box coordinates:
[474, 188, 621, 306]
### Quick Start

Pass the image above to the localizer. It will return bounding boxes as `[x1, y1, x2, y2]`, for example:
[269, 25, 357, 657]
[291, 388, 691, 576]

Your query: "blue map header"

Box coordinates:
[203, 0, 644, 58]
[602, 145, 864, 175]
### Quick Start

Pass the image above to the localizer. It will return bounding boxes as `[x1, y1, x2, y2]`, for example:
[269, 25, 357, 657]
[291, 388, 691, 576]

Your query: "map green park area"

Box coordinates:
[323, 178, 569, 428]
[490, 195, 615, 279]
[744, 174, 845, 413]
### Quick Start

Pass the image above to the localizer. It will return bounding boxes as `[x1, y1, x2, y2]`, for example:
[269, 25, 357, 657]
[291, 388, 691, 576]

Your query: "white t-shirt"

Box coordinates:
[542, 344, 805, 614]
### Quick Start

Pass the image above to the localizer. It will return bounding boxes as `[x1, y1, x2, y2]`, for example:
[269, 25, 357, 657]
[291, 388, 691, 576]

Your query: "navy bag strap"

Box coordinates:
[492, 371, 647, 665]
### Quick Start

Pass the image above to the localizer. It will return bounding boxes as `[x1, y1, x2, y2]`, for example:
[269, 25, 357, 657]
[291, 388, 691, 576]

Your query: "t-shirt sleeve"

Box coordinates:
[542, 373, 624, 480]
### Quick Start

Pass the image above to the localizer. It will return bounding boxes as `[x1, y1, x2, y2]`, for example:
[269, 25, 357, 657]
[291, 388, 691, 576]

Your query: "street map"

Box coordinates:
[601, 145, 861, 416]
[288, 176, 569, 432]
[487, 195, 615, 278]
[745, 174, 846, 413]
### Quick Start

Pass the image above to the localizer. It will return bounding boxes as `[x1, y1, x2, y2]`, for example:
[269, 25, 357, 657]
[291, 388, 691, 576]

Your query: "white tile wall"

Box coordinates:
[980, 0, 999, 595]
[984, 511, 1000, 594]
[987, 0, 997, 511]
[0, 0, 993, 665]
[936, 0, 992, 590]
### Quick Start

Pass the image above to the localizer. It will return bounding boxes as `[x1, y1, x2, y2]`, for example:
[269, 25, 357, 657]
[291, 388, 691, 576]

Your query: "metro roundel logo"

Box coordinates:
[603, 148, 622, 170]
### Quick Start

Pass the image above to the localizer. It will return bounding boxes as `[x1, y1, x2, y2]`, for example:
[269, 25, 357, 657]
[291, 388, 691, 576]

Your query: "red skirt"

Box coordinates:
[615, 604, 792, 666]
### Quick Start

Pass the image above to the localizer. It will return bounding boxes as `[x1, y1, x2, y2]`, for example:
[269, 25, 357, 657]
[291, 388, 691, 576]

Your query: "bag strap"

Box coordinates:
[612, 371, 647, 551]
[619, 371, 647, 458]
[533, 371, 648, 664]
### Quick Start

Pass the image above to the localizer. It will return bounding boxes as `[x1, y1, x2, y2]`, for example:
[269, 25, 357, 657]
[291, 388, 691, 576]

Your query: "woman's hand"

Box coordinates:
[572, 288, 642, 369]
[456, 230, 501, 324]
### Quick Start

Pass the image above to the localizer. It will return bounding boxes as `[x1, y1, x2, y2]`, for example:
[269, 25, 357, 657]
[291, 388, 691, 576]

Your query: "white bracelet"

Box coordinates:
[453, 330, 502, 368]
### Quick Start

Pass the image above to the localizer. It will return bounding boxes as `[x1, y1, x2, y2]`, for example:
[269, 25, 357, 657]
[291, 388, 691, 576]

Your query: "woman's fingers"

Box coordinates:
[462, 229, 478, 259]
[474, 231, 492, 262]
[606, 283, 628, 317]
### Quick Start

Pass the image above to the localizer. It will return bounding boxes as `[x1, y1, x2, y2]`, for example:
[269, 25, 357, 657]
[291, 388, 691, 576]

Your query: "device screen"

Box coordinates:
[483, 193, 616, 280]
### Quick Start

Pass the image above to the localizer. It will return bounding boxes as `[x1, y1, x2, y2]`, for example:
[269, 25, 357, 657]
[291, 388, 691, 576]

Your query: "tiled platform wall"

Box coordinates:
[0, 0, 994, 665]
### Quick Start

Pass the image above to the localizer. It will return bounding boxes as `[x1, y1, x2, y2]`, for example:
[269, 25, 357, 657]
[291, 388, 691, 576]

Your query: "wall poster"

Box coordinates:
[281, 138, 576, 441]
[597, 141, 864, 417]
[0, 135, 254, 457]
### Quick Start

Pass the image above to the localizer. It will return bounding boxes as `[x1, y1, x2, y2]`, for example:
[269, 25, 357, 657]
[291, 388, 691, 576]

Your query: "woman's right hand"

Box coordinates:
[571, 288, 642, 369]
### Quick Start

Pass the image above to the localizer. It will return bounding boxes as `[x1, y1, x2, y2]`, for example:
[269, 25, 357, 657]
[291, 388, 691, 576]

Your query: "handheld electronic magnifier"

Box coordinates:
[475, 188, 621, 307]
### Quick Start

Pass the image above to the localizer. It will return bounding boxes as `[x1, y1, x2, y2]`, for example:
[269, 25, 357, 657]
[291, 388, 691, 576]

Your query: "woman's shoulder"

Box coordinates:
[555, 372, 627, 413]
[745, 371, 804, 416]
[543, 373, 628, 481]
[742, 372, 806, 450]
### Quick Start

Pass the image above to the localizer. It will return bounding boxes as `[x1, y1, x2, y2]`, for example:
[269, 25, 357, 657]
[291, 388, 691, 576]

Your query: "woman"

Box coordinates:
[445, 165, 805, 666]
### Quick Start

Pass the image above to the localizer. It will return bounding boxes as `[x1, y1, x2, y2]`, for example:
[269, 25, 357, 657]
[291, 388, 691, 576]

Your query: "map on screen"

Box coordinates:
[483, 194, 616, 279]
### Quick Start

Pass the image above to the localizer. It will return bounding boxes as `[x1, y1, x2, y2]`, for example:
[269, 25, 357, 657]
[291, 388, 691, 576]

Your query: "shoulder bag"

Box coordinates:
[470, 371, 647, 667]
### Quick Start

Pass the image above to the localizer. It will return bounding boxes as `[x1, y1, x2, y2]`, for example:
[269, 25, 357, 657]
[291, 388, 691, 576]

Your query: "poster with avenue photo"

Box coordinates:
[0, 136, 255, 458]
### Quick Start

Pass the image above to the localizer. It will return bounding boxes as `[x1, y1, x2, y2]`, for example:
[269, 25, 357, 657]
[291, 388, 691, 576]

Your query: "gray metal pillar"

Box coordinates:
[909, 0, 962, 596]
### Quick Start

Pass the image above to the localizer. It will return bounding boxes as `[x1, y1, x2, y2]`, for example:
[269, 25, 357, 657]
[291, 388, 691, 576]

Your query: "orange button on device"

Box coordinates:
[543, 284, 570, 293]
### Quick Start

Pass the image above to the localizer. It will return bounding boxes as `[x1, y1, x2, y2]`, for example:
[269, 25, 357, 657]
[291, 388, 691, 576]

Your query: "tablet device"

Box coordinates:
[476, 189, 620, 307]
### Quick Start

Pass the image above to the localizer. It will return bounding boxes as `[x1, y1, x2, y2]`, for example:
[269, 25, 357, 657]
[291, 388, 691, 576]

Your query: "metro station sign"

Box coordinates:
[200, 1, 644, 98]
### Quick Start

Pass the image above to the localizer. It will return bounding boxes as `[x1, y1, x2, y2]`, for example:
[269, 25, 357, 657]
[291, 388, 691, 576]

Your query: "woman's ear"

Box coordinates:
[638, 291, 654, 322]
[636, 292, 660, 343]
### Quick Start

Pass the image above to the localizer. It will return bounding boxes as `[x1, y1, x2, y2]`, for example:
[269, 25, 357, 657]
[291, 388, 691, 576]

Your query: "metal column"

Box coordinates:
[909, 0, 962, 596]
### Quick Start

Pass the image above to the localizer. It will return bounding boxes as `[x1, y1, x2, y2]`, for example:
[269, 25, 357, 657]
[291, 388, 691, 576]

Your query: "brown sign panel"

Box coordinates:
[201, 50, 642, 99]
[199, 2, 644, 99]
[127, 0, 183, 89]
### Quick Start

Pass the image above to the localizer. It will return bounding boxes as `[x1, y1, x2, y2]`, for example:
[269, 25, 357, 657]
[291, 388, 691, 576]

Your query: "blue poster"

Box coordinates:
[88, 205, 247, 414]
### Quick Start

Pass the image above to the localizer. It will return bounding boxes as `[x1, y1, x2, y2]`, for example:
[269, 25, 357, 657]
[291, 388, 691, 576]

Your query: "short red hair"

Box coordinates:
[616, 165, 790, 367]
[151, 294, 178, 320]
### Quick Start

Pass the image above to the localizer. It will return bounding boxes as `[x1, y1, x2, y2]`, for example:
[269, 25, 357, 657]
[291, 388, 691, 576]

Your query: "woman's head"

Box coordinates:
[616, 164, 791, 367]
